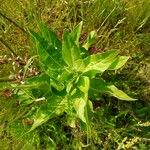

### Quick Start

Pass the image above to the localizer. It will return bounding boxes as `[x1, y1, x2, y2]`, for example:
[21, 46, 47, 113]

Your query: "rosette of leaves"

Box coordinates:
[16, 22, 136, 134]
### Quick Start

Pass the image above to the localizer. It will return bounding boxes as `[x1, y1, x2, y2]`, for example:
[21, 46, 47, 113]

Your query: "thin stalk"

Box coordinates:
[0, 11, 27, 34]
[0, 38, 17, 57]
[0, 77, 16, 82]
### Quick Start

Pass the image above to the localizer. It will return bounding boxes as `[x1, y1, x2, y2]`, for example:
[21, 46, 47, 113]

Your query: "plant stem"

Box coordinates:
[0, 38, 17, 57]
[0, 77, 16, 82]
[0, 11, 27, 34]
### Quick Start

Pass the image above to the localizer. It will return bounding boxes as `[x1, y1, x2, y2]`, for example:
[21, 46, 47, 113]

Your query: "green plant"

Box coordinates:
[1, 1, 150, 149]
[12, 22, 136, 141]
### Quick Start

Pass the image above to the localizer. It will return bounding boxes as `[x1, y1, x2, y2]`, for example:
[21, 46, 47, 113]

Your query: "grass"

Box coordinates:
[0, 0, 150, 149]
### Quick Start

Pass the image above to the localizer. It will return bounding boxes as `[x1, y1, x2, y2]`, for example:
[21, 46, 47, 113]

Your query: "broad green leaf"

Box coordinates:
[50, 79, 64, 91]
[70, 21, 83, 46]
[29, 30, 48, 62]
[38, 41, 64, 73]
[30, 108, 50, 131]
[65, 73, 79, 93]
[38, 22, 62, 49]
[89, 78, 108, 99]
[62, 31, 85, 71]
[83, 50, 119, 77]
[77, 76, 90, 95]
[74, 99, 93, 131]
[89, 78, 109, 93]
[72, 76, 90, 124]
[90, 79, 136, 101]
[107, 85, 137, 101]
[30, 30, 65, 78]
[83, 31, 97, 50]
[16, 75, 52, 104]
[62, 31, 79, 67]
[108, 56, 129, 70]
[30, 95, 67, 131]
[19, 75, 51, 97]
[73, 98, 86, 123]
[26, 74, 50, 85]
[58, 70, 73, 82]
[65, 76, 89, 124]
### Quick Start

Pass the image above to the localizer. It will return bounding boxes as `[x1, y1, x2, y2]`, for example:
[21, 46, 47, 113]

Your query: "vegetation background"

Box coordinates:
[0, 0, 150, 149]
